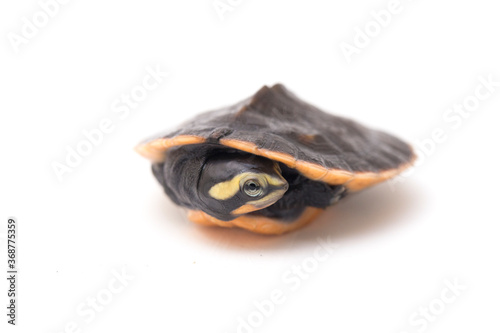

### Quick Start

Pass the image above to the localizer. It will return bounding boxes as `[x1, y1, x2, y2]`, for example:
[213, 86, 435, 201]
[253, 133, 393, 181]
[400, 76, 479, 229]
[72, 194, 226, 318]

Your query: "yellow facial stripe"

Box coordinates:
[208, 171, 286, 201]
[264, 174, 285, 186]
[208, 172, 265, 200]
[208, 174, 246, 200]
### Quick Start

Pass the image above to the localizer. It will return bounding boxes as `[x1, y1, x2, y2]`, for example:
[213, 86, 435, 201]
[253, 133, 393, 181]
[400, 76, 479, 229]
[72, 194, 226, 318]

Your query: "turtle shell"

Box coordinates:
[136, 84, 415, 191]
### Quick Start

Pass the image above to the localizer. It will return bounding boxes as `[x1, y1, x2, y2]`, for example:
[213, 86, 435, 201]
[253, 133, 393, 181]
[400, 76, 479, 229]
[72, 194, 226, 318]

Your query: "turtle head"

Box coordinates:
[198, 153, 289, 220]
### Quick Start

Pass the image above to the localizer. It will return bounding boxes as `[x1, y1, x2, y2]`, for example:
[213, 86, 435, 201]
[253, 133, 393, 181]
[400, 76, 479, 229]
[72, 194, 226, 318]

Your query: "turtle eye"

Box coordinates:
[243, 179, 263, 197]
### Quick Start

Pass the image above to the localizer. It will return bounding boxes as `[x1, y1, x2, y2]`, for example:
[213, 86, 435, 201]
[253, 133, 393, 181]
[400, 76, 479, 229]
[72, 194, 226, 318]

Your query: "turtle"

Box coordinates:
[136, 84, 415, 235]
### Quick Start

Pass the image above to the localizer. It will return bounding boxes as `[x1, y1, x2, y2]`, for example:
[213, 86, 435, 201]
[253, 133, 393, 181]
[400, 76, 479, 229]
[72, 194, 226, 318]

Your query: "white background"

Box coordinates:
[1, 0, 500, 332]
